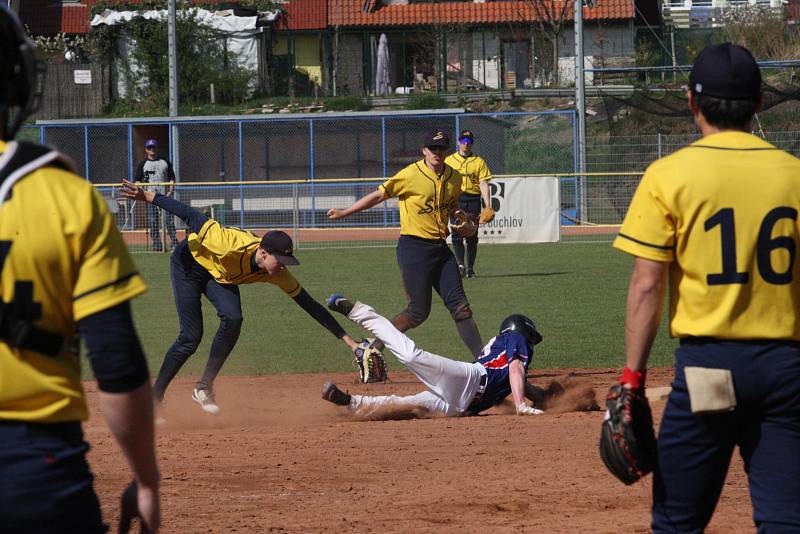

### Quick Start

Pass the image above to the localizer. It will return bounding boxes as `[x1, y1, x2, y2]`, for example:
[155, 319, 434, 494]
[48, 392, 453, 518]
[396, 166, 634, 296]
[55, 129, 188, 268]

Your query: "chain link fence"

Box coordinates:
[23, 114, 800, 250]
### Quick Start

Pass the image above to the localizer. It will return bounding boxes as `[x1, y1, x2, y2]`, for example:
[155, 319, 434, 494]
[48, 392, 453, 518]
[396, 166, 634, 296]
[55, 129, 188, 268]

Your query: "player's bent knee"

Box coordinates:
[393, 312, 423, 331]
[451, 303, 473, 322]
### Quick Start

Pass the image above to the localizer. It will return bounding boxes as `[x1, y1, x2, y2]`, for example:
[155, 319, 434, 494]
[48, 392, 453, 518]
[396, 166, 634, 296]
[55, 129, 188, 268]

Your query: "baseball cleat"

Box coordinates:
[192, 387, 221, 415]
[326, 293, 354, 316]
[322, 381, 352, 406]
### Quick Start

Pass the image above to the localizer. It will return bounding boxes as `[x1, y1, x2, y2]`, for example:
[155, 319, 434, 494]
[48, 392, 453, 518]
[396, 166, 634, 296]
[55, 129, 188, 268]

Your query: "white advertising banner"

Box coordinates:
[459, 176, 560, 244]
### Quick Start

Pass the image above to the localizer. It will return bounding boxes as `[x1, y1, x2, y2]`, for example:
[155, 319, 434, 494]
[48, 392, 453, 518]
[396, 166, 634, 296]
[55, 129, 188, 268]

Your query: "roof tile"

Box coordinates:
[330, 0, 633, 27]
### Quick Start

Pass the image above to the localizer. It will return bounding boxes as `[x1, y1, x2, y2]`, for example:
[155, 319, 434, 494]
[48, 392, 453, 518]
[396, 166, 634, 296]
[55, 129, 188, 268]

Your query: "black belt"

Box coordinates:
[0, 420, 83, 440]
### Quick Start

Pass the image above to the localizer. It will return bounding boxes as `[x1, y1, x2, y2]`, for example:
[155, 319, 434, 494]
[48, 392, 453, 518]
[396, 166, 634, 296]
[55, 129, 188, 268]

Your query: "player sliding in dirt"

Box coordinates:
[323, 293, 553, 417]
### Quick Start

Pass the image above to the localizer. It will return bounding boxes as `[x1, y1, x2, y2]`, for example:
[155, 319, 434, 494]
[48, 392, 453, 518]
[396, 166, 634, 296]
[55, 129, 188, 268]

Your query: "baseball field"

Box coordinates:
[83, 243, 756, 532]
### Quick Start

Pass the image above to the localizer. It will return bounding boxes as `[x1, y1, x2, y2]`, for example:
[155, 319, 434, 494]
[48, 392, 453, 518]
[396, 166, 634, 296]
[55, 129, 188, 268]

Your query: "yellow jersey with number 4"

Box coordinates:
[188, 219, 302, 296]
[614, 131, 800, 340]
[0, 141, 147, 423]
[445, 153, 492, 195]
[380, 160, 462, 240]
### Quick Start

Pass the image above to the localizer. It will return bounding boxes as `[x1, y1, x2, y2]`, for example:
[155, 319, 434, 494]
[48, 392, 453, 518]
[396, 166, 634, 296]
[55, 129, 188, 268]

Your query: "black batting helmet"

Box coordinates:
[0, 5, 44, 141]
[499, 314, 543, 346]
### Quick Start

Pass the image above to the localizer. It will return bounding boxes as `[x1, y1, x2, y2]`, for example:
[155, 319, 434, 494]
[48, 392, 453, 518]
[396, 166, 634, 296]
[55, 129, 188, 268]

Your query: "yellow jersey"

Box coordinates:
[614, 131, 800, 340]
[445, 152, 492, 195]
[0, 141, 147, 423]
[188, 219, 302, 296]
[380, 160, 463, 240]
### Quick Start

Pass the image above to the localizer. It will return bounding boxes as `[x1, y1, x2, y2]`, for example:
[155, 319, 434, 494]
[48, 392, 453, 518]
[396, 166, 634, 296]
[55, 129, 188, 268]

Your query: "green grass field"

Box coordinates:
[127, 242, 678, 378]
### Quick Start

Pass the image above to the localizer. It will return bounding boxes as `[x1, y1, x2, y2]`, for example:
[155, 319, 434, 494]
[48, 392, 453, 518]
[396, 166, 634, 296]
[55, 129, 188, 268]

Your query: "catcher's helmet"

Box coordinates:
[499, 314, 543, 346]
[0, 6, 44, 141]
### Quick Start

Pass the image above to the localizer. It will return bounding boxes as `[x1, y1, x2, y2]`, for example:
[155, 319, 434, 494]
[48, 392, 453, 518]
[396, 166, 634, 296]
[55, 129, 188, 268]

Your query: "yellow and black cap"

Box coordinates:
[458, 130, 474, 143]
[423, 129, 450, 148]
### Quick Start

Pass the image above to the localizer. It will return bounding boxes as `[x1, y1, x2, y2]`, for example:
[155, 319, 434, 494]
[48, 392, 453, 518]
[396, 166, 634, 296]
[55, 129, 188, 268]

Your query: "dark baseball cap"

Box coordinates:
[689, 43, 761, 100]
[423, 129, 450, 148]
[145, 139, 158, 148]
[260, 230, 299, 266]
[459, 130, 474, 143]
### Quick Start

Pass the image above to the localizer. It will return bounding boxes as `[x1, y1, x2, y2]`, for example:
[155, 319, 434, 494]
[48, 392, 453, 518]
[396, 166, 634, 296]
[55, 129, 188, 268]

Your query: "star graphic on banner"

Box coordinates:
[497, 230, 502, 235]
[490, 230, 495, 235]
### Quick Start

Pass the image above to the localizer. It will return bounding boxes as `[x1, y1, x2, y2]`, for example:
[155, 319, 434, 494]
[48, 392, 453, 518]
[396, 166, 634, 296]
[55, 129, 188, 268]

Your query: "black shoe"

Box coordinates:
[326, 293, 354, 316]
[466, 270, 476, 278]
[322, 381, 352, 406]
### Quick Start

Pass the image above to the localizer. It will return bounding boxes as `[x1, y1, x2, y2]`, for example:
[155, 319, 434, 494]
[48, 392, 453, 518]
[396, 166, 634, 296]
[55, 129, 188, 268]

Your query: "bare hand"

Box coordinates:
[120, 179, 155, 203]
[119, 481, 160, 533]
[327, 208, 345, 220]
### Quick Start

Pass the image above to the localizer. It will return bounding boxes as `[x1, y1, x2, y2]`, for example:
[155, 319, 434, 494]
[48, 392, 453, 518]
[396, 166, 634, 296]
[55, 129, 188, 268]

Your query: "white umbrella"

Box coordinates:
[375, 33, 390, 96]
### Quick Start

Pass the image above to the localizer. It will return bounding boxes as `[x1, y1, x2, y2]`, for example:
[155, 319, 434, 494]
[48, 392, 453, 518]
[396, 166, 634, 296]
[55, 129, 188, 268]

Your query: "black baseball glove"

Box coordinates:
[354, 338, 388, 384]
[599, 384, 657, 485]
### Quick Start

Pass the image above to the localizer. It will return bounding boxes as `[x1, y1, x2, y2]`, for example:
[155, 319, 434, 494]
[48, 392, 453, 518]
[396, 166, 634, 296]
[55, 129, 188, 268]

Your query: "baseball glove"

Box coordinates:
[599, 384, 657, 485]
[450, 209, 477, 238]
[354, 338, 388, 383]
[479, 206, 495, 224]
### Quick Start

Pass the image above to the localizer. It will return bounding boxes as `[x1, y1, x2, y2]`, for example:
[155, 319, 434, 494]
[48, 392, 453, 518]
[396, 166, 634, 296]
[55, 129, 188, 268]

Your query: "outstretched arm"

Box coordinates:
[292, 289, 359, 350]
[121, 179, 208, 233]
[328, 188, 387, 220]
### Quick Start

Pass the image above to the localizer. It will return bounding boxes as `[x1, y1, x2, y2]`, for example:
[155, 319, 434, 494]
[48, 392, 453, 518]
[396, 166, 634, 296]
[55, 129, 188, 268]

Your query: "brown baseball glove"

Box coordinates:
[450, 209, 477, 238]
[479, 206, 495, 224]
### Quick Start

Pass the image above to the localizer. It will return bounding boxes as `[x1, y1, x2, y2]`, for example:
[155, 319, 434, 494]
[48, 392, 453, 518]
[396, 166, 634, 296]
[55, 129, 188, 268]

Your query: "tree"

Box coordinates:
[519, 0, 574, 86]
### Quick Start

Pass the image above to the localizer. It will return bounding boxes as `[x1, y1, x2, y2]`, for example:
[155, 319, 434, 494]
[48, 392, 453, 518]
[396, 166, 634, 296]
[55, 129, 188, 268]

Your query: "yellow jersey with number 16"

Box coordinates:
[614, 131, 800, 341]
[0, 141, 147, 423]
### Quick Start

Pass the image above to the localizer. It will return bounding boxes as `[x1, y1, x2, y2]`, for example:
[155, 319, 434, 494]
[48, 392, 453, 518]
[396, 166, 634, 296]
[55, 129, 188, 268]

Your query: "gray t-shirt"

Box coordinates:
[134, 157, 176, 195]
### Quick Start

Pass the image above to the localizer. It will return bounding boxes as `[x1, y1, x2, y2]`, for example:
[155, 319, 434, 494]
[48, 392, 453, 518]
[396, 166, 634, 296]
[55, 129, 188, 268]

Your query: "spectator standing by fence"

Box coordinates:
[445, 130, 495, 278]
[135, 139, 178, 252]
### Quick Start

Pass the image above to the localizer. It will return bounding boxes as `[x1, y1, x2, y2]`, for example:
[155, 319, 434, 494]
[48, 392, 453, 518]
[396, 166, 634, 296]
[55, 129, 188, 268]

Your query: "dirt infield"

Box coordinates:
[84, 367, 753, 533]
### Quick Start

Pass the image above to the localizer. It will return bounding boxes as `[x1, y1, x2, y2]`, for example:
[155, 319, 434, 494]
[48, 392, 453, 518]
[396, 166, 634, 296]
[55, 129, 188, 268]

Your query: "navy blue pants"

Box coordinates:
[450, 194, 481, 274]
[148, 204, 178, 252]
[152, 240, 243, 400]
[395, 235, 470, 327]
[0, 420, 106, 533]
[653, 339, 800, 533]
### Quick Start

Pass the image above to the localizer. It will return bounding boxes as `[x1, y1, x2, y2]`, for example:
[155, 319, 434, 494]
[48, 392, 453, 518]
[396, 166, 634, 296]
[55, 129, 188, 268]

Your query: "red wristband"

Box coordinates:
[620, 366, 646, 389]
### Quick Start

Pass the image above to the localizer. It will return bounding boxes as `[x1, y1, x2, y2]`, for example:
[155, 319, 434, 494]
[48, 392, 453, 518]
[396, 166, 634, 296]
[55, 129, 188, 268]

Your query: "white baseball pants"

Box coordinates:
[347, 302, 486, 416]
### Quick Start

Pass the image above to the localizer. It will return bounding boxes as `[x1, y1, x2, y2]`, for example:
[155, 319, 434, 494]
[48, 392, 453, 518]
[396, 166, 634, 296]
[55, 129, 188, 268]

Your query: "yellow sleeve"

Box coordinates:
[380, 166, 409, 199]
[613, 167, 675, 263]
[477, 158, 492, 181]
[269, 269, 302, 298]
[73, 188, 147, 321]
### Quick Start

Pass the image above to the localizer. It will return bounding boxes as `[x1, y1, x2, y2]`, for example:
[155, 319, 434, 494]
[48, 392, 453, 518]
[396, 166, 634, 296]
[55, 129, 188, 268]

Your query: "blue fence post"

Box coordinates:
[309, 118, 315, 228]
[381, 117, 387, 178]
[39, 126, 45, 144]
[238, 121, 245, 227]
[127, 124, 134, 180]
[455, 115, 460, 143]
[83, 125, 90, 182]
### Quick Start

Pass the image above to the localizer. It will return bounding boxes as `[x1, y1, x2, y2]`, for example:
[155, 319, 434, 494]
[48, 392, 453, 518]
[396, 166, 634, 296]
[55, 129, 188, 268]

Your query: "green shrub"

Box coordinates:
[324, 96, 371, 111]
[405, 93, 448, 110]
